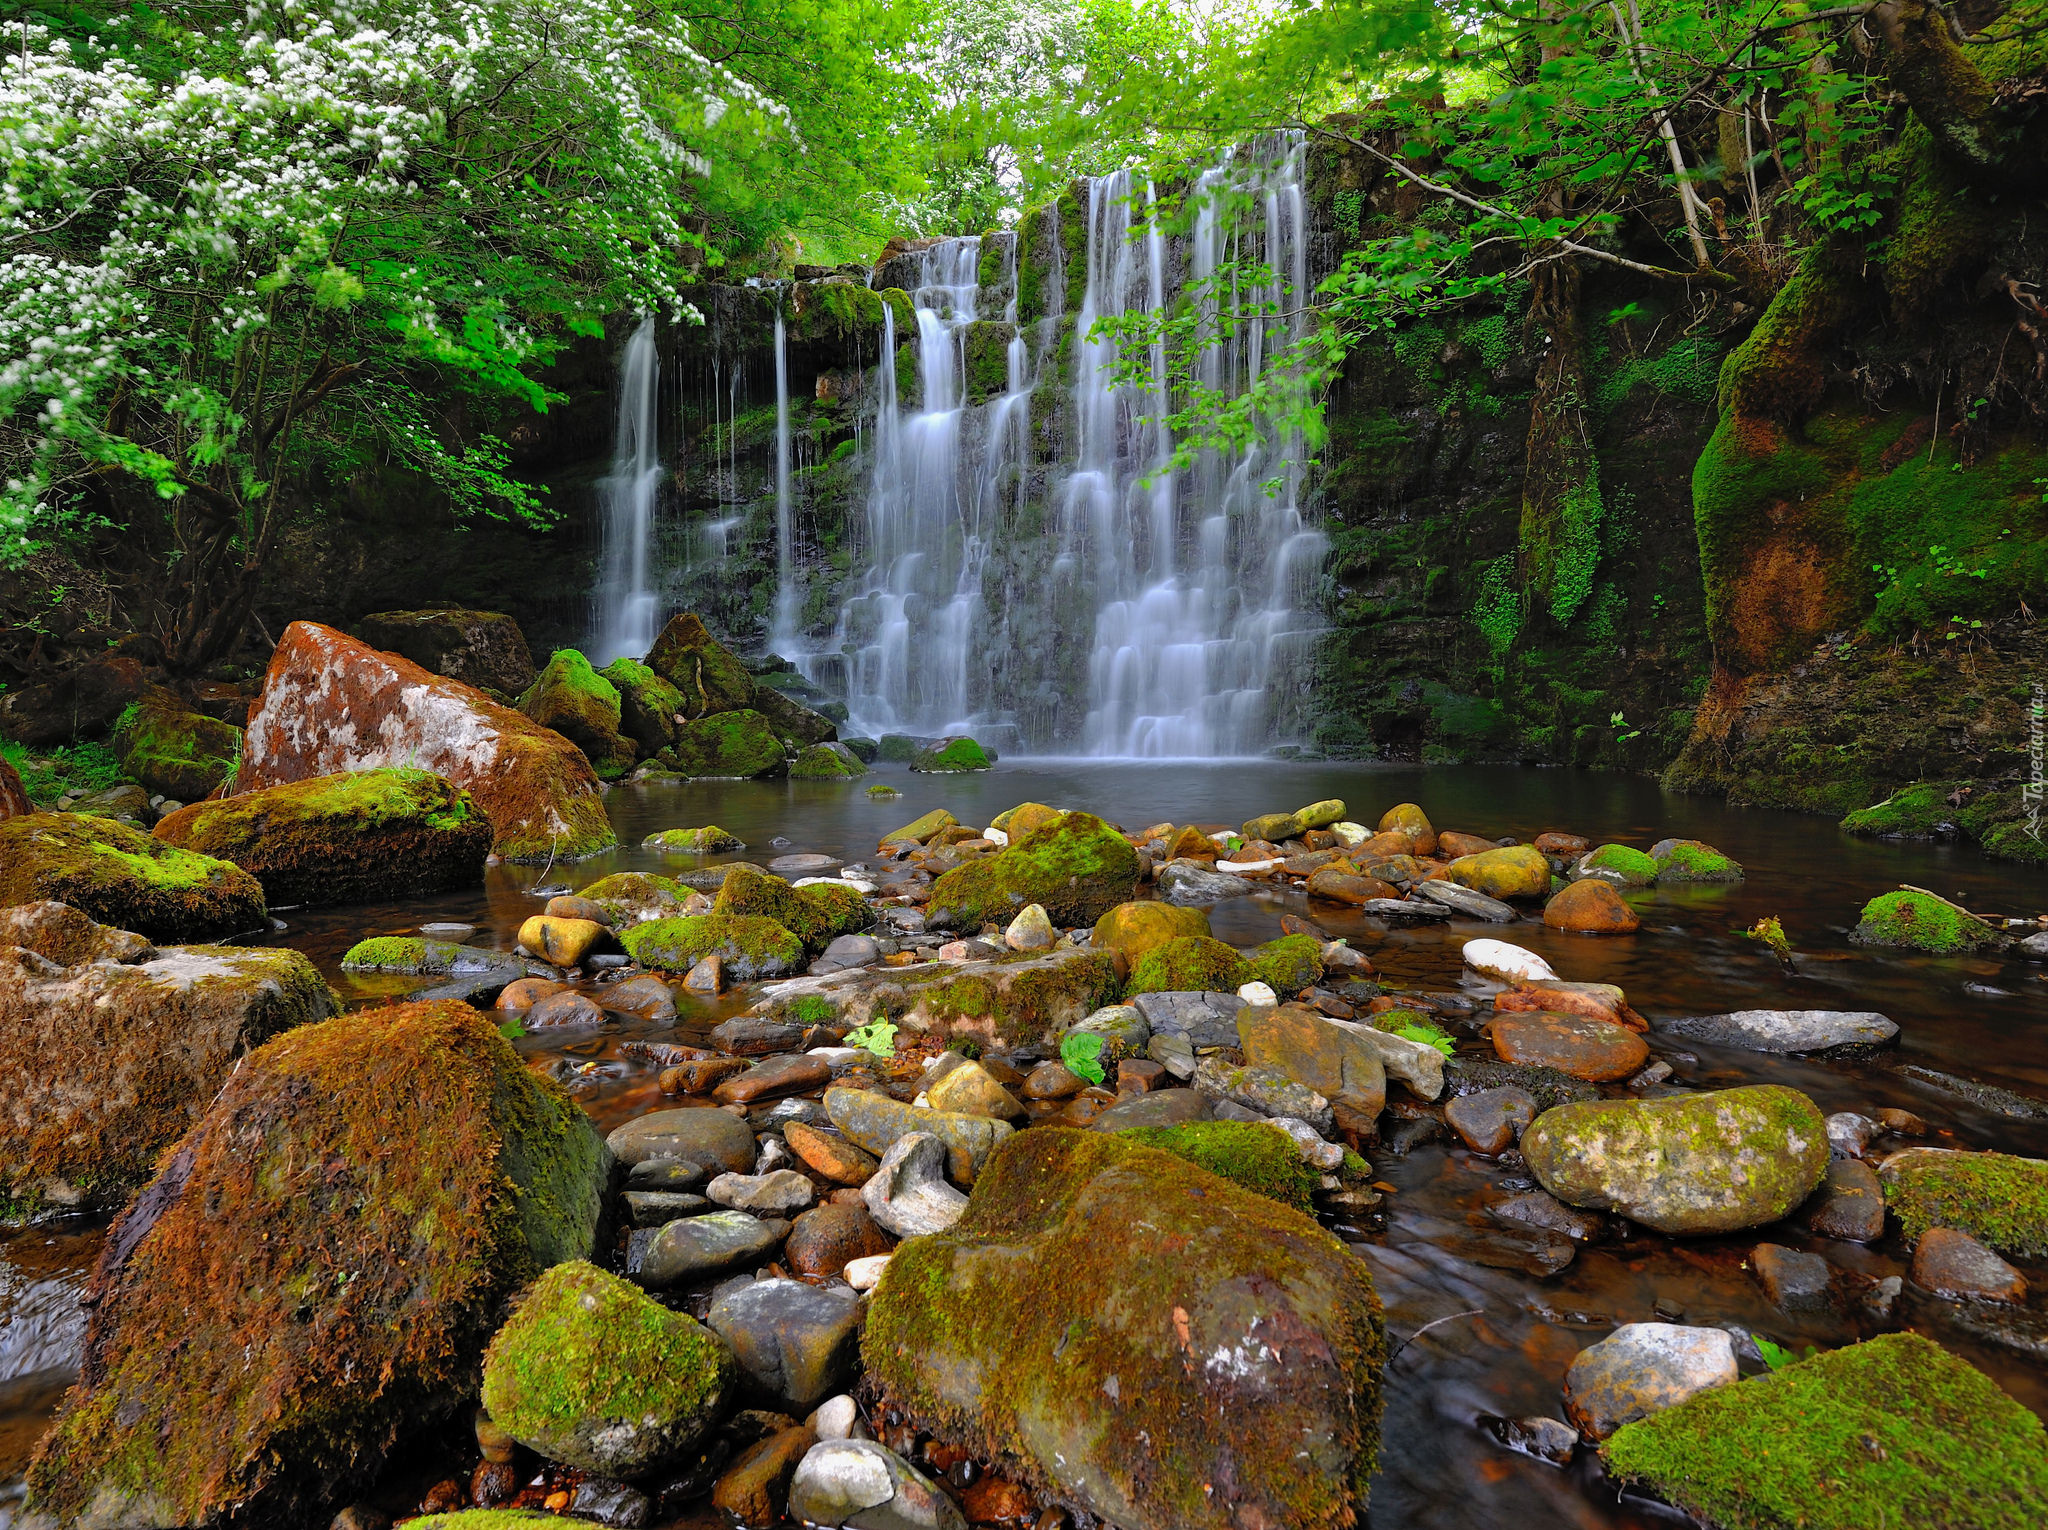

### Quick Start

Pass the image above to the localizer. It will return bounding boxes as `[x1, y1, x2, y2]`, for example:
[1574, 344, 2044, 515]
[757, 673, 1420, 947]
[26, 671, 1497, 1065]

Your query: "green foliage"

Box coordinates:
[1472, 554, 1523, 658]
[846, 1017, 898, 1057]
[786, 994, 839, 1028]
[1058, 1029, 1105, 1085]
[1, 738, 125, 805]
[1391, 1018, 1455, 1058]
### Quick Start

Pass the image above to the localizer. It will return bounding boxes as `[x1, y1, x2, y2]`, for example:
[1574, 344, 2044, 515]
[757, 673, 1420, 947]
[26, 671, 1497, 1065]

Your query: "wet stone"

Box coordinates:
[713, 1016, 811, 1055]
[570, 1478, 655, 1528]
[785, 1202, 893, 1280]
[788, 1438, 968, 1530]
[1489, 1188, 1603, 1242]
[628, 1209, 784, 1288]
[708, 1169, 817, 1216]
[1483, 1415, 1579, 1466]
[1827, 1111, 1878, 1158]
[716, 1054, 833, 1104]
[784, 1120, 879, 1185]
[1490, 1011, 1648, 1083]
[1087, 1088, 1214, 1131]
[1801, 1157, 1884, 1242]
[810, 934, 881, 975]
[626, 1156, 707, 1190]
[1444, 1086, 1537, 1155]
[1020, 1060, 1086, 1099]
[1562, 1323, 1737, 1440]
[1912, 1226, 2028, 1303]
[1418, 880, 1517, 922]
[623, 1190, 712, 1227]
[1751, 1242, 1832, 1310]
[771, 853, 842, 875]
[608, 1107, 760, 1174]
[709, 1278, 865, 1413]
[711, 1425, 817, 1530]
[1659, 1009, 1897, 1054]
[862, 1132, 969, 1238]
[526, 989, 608, 1028]
[663, 1057, 750, 1095]
[1131, 989, 1244, 1048]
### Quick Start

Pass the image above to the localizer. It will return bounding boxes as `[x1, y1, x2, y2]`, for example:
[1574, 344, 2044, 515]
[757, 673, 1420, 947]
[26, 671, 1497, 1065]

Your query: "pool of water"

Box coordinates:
[6, 760, 2046, 1527]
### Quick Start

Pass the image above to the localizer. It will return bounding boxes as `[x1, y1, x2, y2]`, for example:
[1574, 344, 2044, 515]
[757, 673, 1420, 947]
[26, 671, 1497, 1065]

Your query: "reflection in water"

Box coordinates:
[0, 1221, 103, 1516]
[4, 762, 2045, 1525]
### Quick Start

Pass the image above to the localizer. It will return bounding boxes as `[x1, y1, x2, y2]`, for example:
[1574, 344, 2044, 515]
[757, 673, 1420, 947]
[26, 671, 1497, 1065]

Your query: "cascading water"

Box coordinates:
[590, 317, 662, 665]
[768, 306, 801, 657]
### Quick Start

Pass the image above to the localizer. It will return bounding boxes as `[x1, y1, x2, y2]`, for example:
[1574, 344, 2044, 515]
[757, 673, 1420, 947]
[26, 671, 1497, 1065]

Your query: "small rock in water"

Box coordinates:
[712, 1425, 816, 1529]
[1659, 1009, 1898, 1055]
[708, 1169, 817, 1215]
[526, 989, 607, 1029]
[1750, 1243, 1832, 1310]
[1445, 1086, 1538, 1155]
[1156, 860, 1256, 906]
[418, 922, 476, 942]
[1562, 1323, 1737, 1439]
[862, 1132, 969, 1238]
[684, 953, 724, 994]
[1800, 1158, 1884, 1242]
[1912, 1227, 2028, 1303]
[623, 1190, 712, 1227]
[1483, 1414, 1579, 1466]
[1876, 1106, 1928, 1136]
[628, 1210, 784, 1289]
[1003, 903, 1057, 951]
[709, 1277, 865, 1412]
[1489, 1011, 1647, 1082]
[843, 1253, 890, 1292]
[1827, 1111, 1878, 1158]
[1462, 938, 1557, 984]
[788, 1438, 966, 1530]
[1419, 880, 1518, 922]
[771, 853, 842, 875]
[785, 1121, 880, 1185]
[570, 1478, 654, 1528]
[716, 1054, 832, 1105]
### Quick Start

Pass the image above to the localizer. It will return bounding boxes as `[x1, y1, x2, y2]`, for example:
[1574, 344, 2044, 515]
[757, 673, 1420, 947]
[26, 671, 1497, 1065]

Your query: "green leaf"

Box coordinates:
[1059, 1030, 1106, 1085]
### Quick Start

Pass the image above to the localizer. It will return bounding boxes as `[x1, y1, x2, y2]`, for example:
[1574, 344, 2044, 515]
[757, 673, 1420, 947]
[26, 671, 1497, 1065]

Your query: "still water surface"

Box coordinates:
[5, 761, 2045, 1527]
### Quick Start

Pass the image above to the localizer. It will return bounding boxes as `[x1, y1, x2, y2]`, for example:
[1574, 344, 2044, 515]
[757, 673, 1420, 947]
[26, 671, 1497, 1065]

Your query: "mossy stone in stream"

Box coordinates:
[618, 915, 806, 980]
[910, 735, 991, 773]
[1879, 1148, 2048, 1259]
[340, 936, 465, 974]
[1124, 935, 1250, 998]
[598, 657, 686, 756]
[1602, 1333, 2048, 1530]
[1119, 1121, 1317, 1213]
[712, 864, 870, 954]
[646, 613, 756, 715]
[862, 1129, 1383, 1530]
[666, 709, 787, 779]
[926, 811, 1139, 930]
[575, 871, 693, 925]
[481, 1259, 737, 1476]
[899, 947, 1124, 1047]
[0, 811, 266, 942]
[1577, 844, 1659, 887]
[518, 649, 634, 780]
[1091, 900, 1210, 961]
[1648, 837, 1744, 883]
[790, 741, 868, 778]
[152, 767, 490, 906]
[23, 1001, 609, 1528]
[1850, 889, 2005, 952]
[1246, 932, 1324, 994]
[111, 690, 242, 801]
[644, 825, 745, 853]
[1840, 781, 1963, 838]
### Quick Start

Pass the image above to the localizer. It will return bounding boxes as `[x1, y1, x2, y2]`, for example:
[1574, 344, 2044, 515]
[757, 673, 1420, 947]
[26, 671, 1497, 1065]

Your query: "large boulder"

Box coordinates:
[1603, 1333, 2048, 1529]
[518, 649, 636, 779]
[1850, 889, 2006, 953]
[790, 741, 868, 779]
[926, 812, 1139, 929]
[1879, 1147, 2048, 1260]
[1440, 845, 1551, 900]
[754, 683, 839, 747]
[1091, 900, 1210, 961]
[238, 621, 615, 861]
[110, 688, 242, 801]
[647, 611, 756, 715]
[0, 812, 266, 941]
[598, 657, 685, 755]
[152, 767, 490, 906]
[1521, 1085, 1829, 1235]
[481, 1259, 736, 1476]
[0, 652, 150, 747]
[714, 864, 870, 954]
[667, 708, 788, 779]
[1238, 1003, 1387, 1116]
[864, 1129, 1384, 1530]
[1, 902, 338, 1218]
[23, 1001, 611, 1528]
[354, 607, 536, 696]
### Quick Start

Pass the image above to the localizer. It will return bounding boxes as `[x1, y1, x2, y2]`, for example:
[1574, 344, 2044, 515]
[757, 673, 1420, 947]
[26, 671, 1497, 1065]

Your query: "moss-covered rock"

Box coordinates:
[1247, 932, 1324, 994]
[713, 863, 870, 954]
[666, 709, 788, 779]
[926, 811, 1139, 929]
[1237, 1002, 1385, 1114]
[1851, 889, 2005, 952]
[1603, 1333, 2048, 1530]
[1879, 1148, 2048, 1260]
[1576, 843, 1659, 887]
[1441, 844, 1551, 899]
[2, 914, 338, 1220]
[1091, 900, 1211, 961]
[897, 946, 1124, 1047]
[790, 741, 868, 778]
[481, 1259, 736, 1476]
[576, 871, 694, 926]
[598, 657, 685, 756]
[340, 935, 467, 974]
[518, 649, 635, 779]
[152, 767, 490, 906]
[863, 1129, 1384, 1530]
[24, 1001, 609, 1527]
[753, 684, 839, 747]
[882, 808, 956, 845]
[111, 689, 242, 801]
[1125, 935, 1251, 997]
[1242, 810, 1305, 842]
[910, 735, 992, 773]
[618, 914, 806, 980]
[1521, 1084, 1829, 1235]
[645, 825, 745, 853]
[0, 811, 266, 942]
[1840, 781, 1963, 839]
[646, 612, 756, 716]
[1119, 1121, 1318, 1212]
[1648, 837, 1744, 883]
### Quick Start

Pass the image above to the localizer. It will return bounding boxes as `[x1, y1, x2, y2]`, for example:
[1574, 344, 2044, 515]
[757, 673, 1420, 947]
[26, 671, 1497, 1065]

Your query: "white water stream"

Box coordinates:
[590, 317, 662, 666]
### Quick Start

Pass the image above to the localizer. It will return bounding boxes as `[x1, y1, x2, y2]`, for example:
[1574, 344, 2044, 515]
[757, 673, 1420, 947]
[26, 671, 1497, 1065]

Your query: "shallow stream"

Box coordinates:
[6, 761, 2046, 1528]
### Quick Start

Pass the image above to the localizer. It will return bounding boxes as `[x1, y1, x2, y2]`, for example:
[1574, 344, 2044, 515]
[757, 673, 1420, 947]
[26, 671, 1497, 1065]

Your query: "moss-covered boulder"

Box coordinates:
[790, 741, 868, 778]
[1575, 843, 1659, 887]
[910, 735, 992, 773]
[2, 908, 338, 1219]
[519, 649, 635, 780]
[355, 607, 536, 696]
[1119, 1121, 1319, 1212]
[667, 709, 788, 779]
[753, 683, 839, 747]
[990, 801, 1063, 836]
[1091, 900, 1210, 961]
[1124, 934, 1251, 997]
[1521, 1084, 1829, 1235]
[897, 946, 1124, 1047]
[645, 825, 745, 853]
[713, 863, 870, 954]
[646, 612, 755, 715]
[598, 657, 685, 756]
[864, 1129, 1384, 1530]
[24, 1001, 610, 1527]
[1603, 1333, 2048, 1530]
[926, 811, 1139, 930]
[111, 689, 242, 801]
[1850, 889, 2006, 952]
[1247, 932, 1324, 993]
[481, 1259, 737, 1476]
[618, 914, 806, 980]
[1441, 844, 1551, 899]
[1879, 1148, 2048, 1260]
[1241, 810, 1304, 843]
[882, 808, 956, 846]
[0, 811, 266, 942]
[1648, 837, 1744, 883]
[152, 767, 490, 906]
[238, 621, 614, 862]
[576, 871, 695, 926]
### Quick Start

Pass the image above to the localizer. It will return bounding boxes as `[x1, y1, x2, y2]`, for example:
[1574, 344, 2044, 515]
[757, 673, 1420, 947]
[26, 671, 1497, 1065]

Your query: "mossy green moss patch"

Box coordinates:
[1580, 843, 1658, 885]
[152, 767, 490, 906]
[901, 947, 1124, 1046]
[910, 736, 992, 773]
[1851, 889, 2004, 952]
[518, 650, 634, 780]
[711, 863, 870, 954]
[644, 825, 744, 853]
[927, 812, 1139, 930]
[617, 914, 805, 980]
[1125, 935, 1251, 998]
[341, 936, 455, 974]
[664, 709, 787, 779]
[599, 657, 686, 755]
[1880, 1149, 2048, 1259]
[646, 613, 756, 715]
[1247, 933, 1324, 995]
[1119, 1121, 1317, 1212]
[481, 1259, 736, 1476]
[112, 691, 242, 801]
[1603, 1333, 2048, 1530]
[0, 811, 266, 942]
[1649, 837, 1743, 882]
[1841, 781, 1967, 838]
[790, 741, 868, 778]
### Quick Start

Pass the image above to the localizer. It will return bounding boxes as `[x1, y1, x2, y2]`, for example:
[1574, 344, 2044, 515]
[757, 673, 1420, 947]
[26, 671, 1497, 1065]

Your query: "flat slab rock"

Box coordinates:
[1129, 990, 1244, 1049]
[1658, 1009, 1898, 1053]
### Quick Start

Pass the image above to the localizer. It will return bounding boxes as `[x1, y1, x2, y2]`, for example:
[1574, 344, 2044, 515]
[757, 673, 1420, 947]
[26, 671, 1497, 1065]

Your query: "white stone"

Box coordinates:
[789, 1438, 966, 1530]
[1329, 821, 1370, 847]
[811, 1394, 862, 1441]
[1264, 1116, 1345, 1169]
[1462, 938, 1557, 984]
[1562, 1323, 1737, 1439]
[862, 1132, 968, 1238]
[1004, 903, 1057, 951]
[844, 1253, 890, 1292]
[1236, 981, 1278, 1007]
[706, 1168, 814, 1214]
[982, 827, 1010, 846]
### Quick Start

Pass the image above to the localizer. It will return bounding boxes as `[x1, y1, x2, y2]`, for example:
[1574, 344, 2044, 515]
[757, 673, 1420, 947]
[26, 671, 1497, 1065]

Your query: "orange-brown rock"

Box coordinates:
[1543, 878, 1641, 934]
[1490, 1012, 1648, 1082]
[1305, 867, 1400, 904]
[1534, 831, 1590, 856]
[0, 755, 29, 820]
[1436, 831, 1499, 859]
[1495, 982, 1647, 1032]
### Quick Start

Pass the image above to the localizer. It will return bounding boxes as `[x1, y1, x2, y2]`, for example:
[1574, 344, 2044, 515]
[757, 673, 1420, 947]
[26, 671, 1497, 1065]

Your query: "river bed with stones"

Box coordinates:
[6, 759, 2047, 1530]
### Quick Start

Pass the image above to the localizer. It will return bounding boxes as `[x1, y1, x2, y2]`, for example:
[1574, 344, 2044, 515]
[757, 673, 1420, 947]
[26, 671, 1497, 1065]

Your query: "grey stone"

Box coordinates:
[708, 1277, 864, 1412]
[712, 1016, 812, 1055]
[1087, 1088, 1214, 1132]
[2014, 931, 2048, 961]
[1147, 1031, 1196, 1079]
[1751, 1243, 1832, 1310]
[1827, 1111, 1880, 1158]
[1489, 1188, 1603, 1242]
[1070, 1002, 1150, 1054]
[787, 1439, 966, 1530]
[1659, 1010, 1898, 1054]
[1156, 860, 1256, 905]
[708, 1170, 817, 1215]
[608, 1108, 759, 1174]
[623, 1190, 712, 1227]
[1801, 1158, 1884, 1242]
[1130, 989, 1243, 1048]
[1357, 898, 1450, 921]
[862, 1132, 969, 1238]
[1486, 1415, 1578, 1465]
[1561, 1323, 1737, 1439]
[629, 1210, 783, 1288]
[1445, 1086, 1537, 1155]
[1192, 1057, 1334, 1134]
[810, 935, 881, 975]
[1912, 1227, 2028, 1303]
[1418, 882, 1518, 922]
[569, 1478, 653, 1528]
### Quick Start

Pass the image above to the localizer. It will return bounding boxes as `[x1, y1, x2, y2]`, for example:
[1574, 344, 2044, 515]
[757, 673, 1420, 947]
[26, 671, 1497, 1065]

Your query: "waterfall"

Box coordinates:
[768, 305, 801, 657]
[590, 316, 662, 665]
